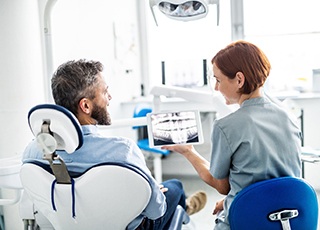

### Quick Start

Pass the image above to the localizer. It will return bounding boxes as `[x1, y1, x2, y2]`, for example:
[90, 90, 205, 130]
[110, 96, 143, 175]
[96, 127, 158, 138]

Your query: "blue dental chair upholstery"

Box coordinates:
[20, 104, 189, 230]
[228, 176, 318, 230]
[133, 104, 170, 183]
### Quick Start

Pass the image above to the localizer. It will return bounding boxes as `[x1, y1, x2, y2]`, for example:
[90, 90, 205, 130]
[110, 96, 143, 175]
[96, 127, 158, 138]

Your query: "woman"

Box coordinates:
[162, 40, 302, 229]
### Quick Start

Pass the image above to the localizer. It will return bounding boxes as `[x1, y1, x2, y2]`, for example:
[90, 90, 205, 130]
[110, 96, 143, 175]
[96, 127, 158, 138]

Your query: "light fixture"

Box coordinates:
[149, 0, 220, 26]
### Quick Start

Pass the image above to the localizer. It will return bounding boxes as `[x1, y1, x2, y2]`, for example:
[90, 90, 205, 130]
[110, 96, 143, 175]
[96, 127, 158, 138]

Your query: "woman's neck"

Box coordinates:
[239, 88, 262, 105]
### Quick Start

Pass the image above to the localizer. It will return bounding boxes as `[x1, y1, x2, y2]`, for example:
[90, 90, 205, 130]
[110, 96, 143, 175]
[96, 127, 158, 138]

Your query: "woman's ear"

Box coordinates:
[78, 98, 91, 115]
[236, 72, 245, 88]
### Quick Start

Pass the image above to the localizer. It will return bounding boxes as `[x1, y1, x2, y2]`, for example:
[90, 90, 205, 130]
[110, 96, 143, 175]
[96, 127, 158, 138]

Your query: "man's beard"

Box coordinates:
[91, 104, 111, 125]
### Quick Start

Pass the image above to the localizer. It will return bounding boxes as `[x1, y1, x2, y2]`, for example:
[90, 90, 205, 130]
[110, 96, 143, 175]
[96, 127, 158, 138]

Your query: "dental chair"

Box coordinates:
[133, 104, 170, 183]
[228, 176, 318, 230]
[20, 104, 189, 230]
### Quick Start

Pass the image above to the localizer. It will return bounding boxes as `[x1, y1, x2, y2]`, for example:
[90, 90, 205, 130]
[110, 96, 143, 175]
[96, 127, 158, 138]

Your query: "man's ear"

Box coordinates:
[78, 98, 91, 115]
[236, 72, 245, 88]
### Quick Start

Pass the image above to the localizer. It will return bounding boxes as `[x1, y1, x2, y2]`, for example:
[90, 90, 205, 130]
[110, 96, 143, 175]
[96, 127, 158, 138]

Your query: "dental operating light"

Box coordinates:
[149, 0, 220, 26]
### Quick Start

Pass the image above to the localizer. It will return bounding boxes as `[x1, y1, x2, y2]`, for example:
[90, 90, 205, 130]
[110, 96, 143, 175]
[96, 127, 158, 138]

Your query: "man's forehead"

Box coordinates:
[98, 73, 108, 89]
[96, 73, 107, 84]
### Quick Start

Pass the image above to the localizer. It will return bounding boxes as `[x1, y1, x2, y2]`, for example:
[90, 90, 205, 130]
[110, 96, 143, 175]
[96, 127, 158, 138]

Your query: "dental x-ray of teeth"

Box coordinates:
[147, 110, 203, 147]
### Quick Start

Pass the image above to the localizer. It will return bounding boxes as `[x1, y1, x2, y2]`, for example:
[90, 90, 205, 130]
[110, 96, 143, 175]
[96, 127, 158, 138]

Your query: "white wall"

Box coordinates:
[291, 97, 320, 190]
[0, 0, 45, 157]
[0, 1, 143, 228]
[51, 0, 143, 138]
[0, 0, 46, 229]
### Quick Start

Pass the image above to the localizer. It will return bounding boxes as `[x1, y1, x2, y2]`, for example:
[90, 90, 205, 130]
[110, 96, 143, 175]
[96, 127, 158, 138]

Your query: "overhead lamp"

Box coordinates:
[149, 0, 220, 26]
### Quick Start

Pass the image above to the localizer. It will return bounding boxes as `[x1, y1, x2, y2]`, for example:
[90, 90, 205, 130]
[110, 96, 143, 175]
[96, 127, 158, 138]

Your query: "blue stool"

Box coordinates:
[133, 104, 170, 182]
[229, 176, 318, 230]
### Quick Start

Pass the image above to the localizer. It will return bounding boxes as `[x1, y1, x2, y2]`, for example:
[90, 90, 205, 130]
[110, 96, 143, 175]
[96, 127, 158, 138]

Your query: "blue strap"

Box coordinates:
[71, 178, 76, 218]
[50, 178, 76, 219]
[51, 179, 57, 211]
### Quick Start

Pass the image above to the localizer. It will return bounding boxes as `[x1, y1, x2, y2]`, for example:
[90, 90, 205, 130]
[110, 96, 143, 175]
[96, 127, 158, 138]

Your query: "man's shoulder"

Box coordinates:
[96, 135, 135, 145]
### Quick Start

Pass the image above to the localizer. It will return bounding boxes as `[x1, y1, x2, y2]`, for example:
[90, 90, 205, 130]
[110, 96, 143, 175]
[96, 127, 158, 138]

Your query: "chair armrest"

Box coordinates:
[168, 205, 190, 230]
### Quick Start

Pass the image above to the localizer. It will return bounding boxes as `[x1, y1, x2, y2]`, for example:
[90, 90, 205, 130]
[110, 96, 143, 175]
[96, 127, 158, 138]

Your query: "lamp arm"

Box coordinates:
[149, 0, 159, 26]
[209, 0, 220, 25]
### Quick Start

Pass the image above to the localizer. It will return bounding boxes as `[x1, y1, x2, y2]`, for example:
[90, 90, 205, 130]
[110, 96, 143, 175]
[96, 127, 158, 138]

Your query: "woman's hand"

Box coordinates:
[159, 184, 168, 193]
[161, 144, 195, 156]
[213, 199, 224, 215]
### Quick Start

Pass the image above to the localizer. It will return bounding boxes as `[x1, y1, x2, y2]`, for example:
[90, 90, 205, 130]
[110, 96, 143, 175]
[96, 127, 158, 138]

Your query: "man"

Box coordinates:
[23, 59, 207, 229]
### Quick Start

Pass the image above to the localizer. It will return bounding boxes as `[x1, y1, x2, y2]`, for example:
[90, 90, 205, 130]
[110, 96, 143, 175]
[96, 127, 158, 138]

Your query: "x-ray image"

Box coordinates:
[147, 110, 203, 147]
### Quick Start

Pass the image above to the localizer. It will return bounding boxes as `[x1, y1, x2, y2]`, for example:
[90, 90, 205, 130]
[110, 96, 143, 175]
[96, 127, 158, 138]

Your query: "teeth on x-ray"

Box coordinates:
[152, 112, 198, 144]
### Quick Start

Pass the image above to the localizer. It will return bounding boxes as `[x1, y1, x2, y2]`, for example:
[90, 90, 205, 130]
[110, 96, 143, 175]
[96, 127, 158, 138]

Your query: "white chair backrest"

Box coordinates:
[20, 163, 152, 230]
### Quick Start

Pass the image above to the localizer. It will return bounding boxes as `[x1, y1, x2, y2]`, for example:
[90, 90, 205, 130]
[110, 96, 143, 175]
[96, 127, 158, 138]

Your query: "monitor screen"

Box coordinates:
[161, 59, 208, 88]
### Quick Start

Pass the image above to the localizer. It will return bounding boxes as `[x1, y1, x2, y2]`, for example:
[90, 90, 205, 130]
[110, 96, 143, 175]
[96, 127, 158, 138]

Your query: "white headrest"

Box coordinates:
[28, 104, 83, 154]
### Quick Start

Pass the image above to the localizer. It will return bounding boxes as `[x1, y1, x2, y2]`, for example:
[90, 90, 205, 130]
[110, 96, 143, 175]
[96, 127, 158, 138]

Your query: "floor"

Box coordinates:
[164, 175, 224, 230]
